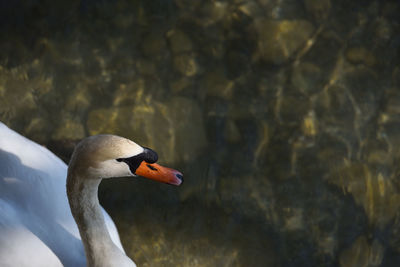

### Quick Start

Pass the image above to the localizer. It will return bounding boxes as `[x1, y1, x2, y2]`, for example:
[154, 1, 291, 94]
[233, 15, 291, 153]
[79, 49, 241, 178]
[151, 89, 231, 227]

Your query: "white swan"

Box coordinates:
[0, 122, 183, 267]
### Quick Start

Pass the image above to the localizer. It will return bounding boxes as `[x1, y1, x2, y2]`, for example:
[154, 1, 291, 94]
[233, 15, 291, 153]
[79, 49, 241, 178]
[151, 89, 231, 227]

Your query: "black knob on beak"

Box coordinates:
[142, 147, 158, 163]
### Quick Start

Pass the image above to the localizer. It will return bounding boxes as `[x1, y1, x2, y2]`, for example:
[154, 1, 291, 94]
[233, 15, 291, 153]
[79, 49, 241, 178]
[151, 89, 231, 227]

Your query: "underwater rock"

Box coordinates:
[237, 1, 261, 18]
[169, 76, 192, 93]
[24, 117, 50, 144]
[372, 17, 393, 43]
[328, 163, 400, 228]
[291, 62, 324, 95]
[343, 66, 379, 135]
[314, 84, 355, 131]
[223, 118, 241, 143]
[174, 0, 201, 10]
[361, 135, 390, 164]
[113, 13, 133, 29]
[166, 97, 207, 163]
[382, 88, 400, 115]
[64, 85, 92, 116]
[52, 114, 85, 141]
[304, 0, 331, 21]
[203, 69, 234, 100]
[167, 29, 193, 54]
[196, 0, 228, 26]
[339, 236, 384, 267]
[254, 19, 315, 64]
[0, 61, 53, 129]
[141, 32, 168, 58]
[135, 59, 156, 76]
[393, 67, 400, 87]
[379, 119, 400, 155]
[378, 89, 400, 155]
[345, 47, 376, 66]
[317, 133, 349, 171]
[277, 92, 310, 125]
[113, 80, 146, 106]
[173, 53, 199, 76]
[301, 110, 318, 137]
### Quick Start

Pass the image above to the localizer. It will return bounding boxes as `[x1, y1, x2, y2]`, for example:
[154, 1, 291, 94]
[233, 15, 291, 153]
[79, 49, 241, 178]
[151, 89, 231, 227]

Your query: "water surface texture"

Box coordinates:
[1, 0, 400, 266]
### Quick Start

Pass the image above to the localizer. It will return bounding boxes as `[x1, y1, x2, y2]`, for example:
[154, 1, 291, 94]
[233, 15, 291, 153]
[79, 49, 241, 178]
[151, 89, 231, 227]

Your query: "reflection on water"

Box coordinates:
[1, 0, 400, 266]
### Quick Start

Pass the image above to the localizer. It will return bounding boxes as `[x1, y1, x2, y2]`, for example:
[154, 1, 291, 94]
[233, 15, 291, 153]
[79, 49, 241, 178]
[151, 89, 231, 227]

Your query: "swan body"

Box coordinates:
[0, 122, 182, 266]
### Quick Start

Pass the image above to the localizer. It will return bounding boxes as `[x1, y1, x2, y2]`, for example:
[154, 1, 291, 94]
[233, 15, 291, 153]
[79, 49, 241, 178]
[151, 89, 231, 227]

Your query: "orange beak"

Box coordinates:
[135, 161, 183, 186]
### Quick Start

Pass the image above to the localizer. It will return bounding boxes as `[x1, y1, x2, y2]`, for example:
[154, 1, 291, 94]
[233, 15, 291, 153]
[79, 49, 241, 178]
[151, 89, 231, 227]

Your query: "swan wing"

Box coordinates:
[0, 122, 123, 266]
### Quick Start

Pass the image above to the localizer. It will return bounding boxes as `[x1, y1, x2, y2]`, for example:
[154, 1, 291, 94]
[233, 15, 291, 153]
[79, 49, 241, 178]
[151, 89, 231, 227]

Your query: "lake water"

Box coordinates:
[1, 0, 400, 266]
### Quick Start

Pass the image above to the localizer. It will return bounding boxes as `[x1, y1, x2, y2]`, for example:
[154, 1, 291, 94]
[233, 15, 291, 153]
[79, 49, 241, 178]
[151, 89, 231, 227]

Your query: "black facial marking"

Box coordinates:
[142, 147, 158, 163]
[116, 154, 144, 174]
[117, 147, 159, 174]
[147, 164, 158, 171]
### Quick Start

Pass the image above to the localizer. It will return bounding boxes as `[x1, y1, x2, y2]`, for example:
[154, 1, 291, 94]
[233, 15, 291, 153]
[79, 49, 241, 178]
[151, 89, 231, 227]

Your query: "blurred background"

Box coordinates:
[1, 0, 400, 266]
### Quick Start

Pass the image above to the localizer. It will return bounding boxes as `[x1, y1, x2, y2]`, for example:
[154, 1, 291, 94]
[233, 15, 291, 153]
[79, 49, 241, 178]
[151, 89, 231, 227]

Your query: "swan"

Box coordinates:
[0, 122, 183, 267]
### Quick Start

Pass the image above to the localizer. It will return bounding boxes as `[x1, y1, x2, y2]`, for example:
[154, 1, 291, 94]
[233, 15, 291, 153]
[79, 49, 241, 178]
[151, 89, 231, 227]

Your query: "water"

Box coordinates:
[1, 0, 400, 266]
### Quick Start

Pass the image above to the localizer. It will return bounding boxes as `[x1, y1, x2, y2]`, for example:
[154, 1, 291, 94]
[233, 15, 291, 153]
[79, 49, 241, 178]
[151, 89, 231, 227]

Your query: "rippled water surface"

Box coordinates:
[1, 0, 400, 266]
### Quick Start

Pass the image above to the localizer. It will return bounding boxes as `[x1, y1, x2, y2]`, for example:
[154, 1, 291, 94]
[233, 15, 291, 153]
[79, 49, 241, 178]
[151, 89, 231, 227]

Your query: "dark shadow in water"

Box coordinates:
[100, 177, 279, 267]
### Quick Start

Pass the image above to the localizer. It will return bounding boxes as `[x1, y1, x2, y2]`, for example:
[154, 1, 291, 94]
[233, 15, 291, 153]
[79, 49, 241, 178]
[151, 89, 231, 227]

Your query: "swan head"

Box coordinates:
[68, 134, 183, 186]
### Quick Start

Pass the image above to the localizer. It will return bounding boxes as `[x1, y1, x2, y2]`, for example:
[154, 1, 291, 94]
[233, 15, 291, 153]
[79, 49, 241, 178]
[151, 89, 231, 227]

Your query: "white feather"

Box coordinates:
[0, 122, 129, 266]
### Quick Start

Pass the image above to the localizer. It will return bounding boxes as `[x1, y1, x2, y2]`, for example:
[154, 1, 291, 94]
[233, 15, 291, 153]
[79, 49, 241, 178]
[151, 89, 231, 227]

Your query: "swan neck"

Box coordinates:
[66, 175, 119, 267]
